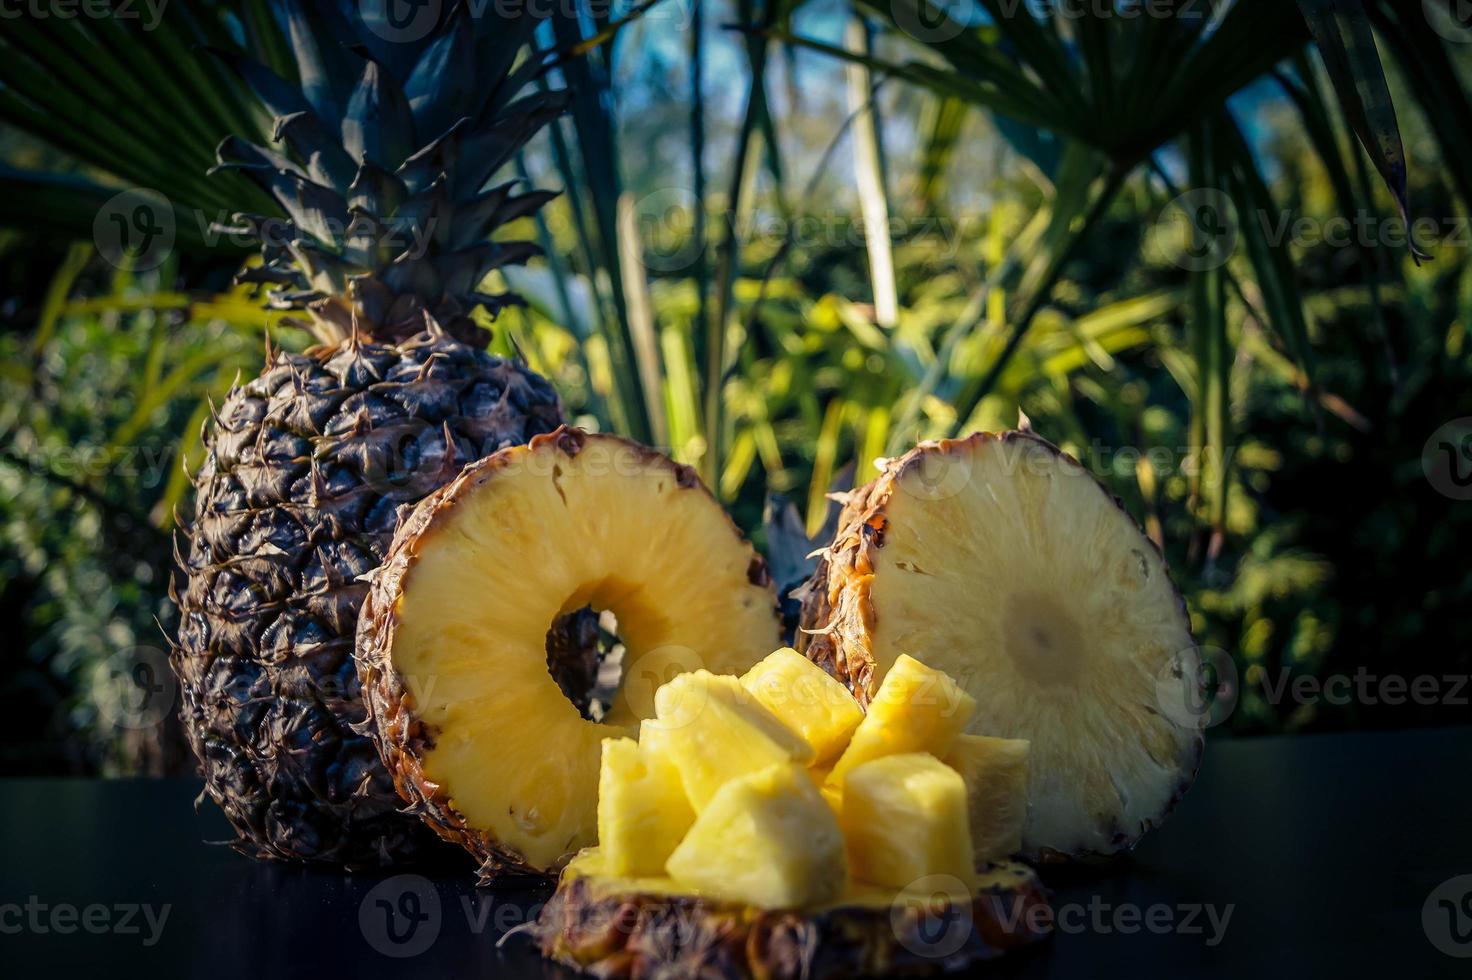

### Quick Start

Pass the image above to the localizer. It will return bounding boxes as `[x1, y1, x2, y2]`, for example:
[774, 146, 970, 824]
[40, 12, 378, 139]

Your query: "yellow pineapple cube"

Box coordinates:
[665, 763, 846, 909]
[740, 648, 864, 764]
[653, 670, 815, 808]
[596, 737, 695, 877]
[945, 734, 1031, 863]
[839, 753, 974, 889]
[637, 717, 670, 757]
[825, 654, 976, 794]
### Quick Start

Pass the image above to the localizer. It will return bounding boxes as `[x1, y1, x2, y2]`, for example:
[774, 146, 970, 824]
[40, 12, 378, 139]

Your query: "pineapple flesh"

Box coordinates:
[651, 670, 815, 808]
[840, 753, 975, 890]
[664, 763, 847, 909]
[946, 735, 1031, 864]
[800, 431, 1204, 858]
[526, 656, 1051, 976]
[825, 653, 977, 798]
[357, 428, 782, 875]
[739, 647, 864, 765]
[597, 738, 694, 877]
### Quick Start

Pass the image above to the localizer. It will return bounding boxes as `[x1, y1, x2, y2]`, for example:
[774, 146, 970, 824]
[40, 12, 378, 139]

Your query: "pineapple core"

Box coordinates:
[840, 753, 974, 890]
[825, 654, 977, 795]
[597, 737, 695, 876]
[652, 670, 814, 808]
[945, 734, 1031, 863]
[740, 647, 864, 765]
[665, 763, 847, 909]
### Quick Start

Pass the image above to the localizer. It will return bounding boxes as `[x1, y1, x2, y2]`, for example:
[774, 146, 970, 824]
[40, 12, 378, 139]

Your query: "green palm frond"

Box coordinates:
[0, 2, 277, 240]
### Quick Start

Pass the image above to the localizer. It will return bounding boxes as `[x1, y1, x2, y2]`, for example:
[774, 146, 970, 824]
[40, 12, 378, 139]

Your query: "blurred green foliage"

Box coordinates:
[1, 1, 1470, 774]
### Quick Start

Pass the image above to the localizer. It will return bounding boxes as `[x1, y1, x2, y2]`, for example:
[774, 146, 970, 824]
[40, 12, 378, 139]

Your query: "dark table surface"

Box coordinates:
[2, 727, 1470, 979]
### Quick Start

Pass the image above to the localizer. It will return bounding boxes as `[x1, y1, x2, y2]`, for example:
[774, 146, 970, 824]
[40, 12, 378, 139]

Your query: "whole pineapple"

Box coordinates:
[171, 2, 567, 866]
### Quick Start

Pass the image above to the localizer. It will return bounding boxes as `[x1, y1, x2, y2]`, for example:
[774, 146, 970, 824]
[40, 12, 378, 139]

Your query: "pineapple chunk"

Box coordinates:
[826, 654, 976, 794]
[740, 648, 864, 764]
[653, 670, 815, 808]
[946, 734, 1031, 864]
[597, 738, 694, 876]
[840, 753, 974, 890]
[665, 763, 846, 909]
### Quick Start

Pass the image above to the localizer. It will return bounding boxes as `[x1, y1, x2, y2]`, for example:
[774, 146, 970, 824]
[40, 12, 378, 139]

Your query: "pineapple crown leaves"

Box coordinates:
[210, 0, 570, 347]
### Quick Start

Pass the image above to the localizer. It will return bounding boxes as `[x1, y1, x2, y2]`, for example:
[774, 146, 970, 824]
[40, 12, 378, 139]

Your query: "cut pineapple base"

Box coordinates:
[533, 848, 1051, 979]
[800, 431, 1204, 858]
[357, 428, 781, 875]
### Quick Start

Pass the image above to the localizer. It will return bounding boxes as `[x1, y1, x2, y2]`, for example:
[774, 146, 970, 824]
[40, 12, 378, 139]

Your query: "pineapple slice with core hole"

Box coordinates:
[740, 647, 864, 765]
[652, 670, 814, 809]
[825, 654, 976, 798]
[665, 763, 847, 909]
[840, 753, 974, 890]
[946, 734, 1031, 864]
[597, 738, 694, 876]
[357, 429, 782, 875]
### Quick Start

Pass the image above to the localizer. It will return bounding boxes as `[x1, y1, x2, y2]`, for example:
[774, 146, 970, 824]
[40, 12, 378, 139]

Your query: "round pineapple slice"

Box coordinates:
[358, 427, 781, 877]
[528, 849, 1051, 977]
[798, 431, 1205, 860]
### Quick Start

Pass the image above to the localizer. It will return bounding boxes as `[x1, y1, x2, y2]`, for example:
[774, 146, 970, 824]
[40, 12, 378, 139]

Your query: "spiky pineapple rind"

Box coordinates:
[171, 327, 562, 867]
[796, 430, 1205, 862]
[356, 426, 780, 882]
[528, 863, 1051, 979]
